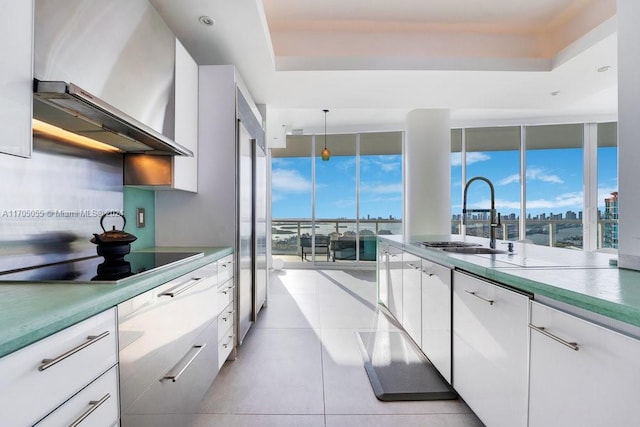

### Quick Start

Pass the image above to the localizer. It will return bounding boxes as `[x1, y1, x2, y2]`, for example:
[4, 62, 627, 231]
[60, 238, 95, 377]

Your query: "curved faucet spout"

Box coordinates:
[462, 176, 500, 248]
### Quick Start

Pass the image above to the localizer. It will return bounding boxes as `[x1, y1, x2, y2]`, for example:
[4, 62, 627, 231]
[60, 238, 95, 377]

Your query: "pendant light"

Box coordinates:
[320, 109, 331, 161]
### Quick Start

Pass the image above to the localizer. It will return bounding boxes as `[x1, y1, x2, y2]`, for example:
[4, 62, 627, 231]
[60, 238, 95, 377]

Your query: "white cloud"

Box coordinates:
[451, 152, 491, 167]
[527, 167, 563, 184]
[361, 182, 402, 194]
[527, 191, 583, 209]
[499, 174, 519, 185]
[272, 169, 311, 193]
[498, 168, 564, 186]
[467, 191, 583, 211]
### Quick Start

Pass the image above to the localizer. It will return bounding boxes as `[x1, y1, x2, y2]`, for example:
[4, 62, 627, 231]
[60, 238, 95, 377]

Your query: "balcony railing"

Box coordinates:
[272, 219, 402, 260]
[452, 219, 618, 250]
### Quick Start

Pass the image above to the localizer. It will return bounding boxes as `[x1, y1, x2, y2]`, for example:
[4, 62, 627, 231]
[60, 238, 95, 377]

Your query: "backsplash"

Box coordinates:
[124, 187, 155, 250]
[0, 136, 123, 271]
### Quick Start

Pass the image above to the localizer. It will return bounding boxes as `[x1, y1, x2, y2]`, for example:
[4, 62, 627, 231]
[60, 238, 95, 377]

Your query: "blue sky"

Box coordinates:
[454, 147, 618, 218]
[271, 154, 403, 219]
[272, 147, 617, 220]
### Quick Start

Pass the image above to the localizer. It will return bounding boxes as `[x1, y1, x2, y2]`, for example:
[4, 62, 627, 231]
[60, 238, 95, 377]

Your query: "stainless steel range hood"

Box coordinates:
[33, 80, 193, 156]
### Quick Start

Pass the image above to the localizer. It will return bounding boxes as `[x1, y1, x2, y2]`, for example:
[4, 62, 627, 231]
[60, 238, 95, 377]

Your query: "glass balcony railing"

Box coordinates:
[452, 219, 619, 250]
[272, 219, 402, 262]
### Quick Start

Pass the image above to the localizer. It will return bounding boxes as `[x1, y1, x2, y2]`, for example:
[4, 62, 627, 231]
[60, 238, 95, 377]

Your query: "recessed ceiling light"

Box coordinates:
[199, 16, 215, 26]
[550, 91, 560, 96]
[597, 65, 611, 73]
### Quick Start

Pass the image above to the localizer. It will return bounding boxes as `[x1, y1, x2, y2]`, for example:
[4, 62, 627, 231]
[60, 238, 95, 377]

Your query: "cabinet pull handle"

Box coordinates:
[420, 268, 435, 276]
[68, 393, 111, 427]
[222, 310, 233, 322]
[220, 284, 234, 295]
[162, 344, 206, 382]
[222, 336, 233, 349]
[221, 260, 234, 268]
[39, 331, 110, 371]
[529, 324, 579, 351]
[159, 277, 202, 298]
[464, 290, 494, 306]
[408, 262, 420, 270]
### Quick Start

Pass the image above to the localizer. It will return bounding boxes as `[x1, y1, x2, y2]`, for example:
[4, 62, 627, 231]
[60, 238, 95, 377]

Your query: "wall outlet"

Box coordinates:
[136, 207, 146, 228]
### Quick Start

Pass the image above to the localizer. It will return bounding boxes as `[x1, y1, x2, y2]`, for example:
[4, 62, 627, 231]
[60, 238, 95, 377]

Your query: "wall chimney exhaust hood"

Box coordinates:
[33, 80, 193, 156]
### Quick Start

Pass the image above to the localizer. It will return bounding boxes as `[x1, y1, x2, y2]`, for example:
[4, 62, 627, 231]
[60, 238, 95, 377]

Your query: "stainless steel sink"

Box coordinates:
[441, 247, 508, 255]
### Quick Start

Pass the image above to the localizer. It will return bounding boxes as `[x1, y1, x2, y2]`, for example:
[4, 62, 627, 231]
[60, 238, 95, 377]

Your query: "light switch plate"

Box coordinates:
[136, 207, 146, 228]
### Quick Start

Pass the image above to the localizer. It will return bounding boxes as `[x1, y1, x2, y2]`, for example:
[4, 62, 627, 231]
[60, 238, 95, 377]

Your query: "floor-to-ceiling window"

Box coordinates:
[451, 122, 617, 253]
[525, 124, 584, 248]
[463, 126, 521, 241]
[271, 131, 403, 266]
[597, 122, 618, 250]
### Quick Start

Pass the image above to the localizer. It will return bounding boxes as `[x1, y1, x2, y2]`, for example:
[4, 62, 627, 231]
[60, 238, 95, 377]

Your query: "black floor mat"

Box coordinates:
[357, 330, 458, 401]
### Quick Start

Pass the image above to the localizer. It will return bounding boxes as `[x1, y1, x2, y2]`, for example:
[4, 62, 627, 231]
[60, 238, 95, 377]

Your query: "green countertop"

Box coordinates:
[380, 235, 640, 329]
[0, 247, 232, 358]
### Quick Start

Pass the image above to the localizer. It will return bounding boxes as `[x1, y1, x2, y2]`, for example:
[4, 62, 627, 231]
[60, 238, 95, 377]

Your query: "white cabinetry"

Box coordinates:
[217, 254, 236, 367]
[124, 38, 199, 190]
[172, 38, 199, 191]
[0, 0, 32, 157]
[420, 259, 452, 384]
[402, 252, 422, 346]
[0, 308, 119, 426]
[119, 261, 220, 422]
[452, 271, 529, 427]
[528, 301, 640, 427]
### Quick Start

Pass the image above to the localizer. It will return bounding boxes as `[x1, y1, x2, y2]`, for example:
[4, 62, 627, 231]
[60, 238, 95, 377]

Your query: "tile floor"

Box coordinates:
[128, 269, 484, 427]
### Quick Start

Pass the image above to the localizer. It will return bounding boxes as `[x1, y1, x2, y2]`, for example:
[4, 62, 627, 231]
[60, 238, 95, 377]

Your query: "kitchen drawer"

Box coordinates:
[218, 329, 234, 369]
[119, 262, 218, 414]
[122, 319, 218, 416]
[0, 308, 117, 426]
[217, 254, 234, 283]
[218, 301, 234, 339]
[36, 365, 119, 427]
[217, 278, 235, 315]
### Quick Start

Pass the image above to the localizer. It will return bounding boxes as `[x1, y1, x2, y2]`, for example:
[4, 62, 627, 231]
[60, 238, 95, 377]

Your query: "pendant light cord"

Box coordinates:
[323, 109, 329, 149]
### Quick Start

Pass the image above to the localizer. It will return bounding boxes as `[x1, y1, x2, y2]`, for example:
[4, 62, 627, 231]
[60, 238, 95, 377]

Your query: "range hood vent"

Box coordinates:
[33, 80, 193, 156]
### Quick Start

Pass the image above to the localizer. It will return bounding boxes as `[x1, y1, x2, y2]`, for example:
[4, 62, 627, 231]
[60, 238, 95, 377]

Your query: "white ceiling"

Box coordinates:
[148, 0, 618, 146]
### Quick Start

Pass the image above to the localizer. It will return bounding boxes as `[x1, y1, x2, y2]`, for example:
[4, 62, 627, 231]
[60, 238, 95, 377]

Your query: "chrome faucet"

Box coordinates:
[462, 176, 501, 249]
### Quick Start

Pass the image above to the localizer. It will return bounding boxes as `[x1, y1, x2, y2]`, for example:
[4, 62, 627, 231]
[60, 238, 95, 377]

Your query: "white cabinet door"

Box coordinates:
[0, 308, 117, 426]
[453, 271, 529, 427]
[420, 260, 452, 384]
[529, 301, 640, 427]
[402, 252, 422, 346]
[173, 38, 198, 192]
[0, 0, 32, 157]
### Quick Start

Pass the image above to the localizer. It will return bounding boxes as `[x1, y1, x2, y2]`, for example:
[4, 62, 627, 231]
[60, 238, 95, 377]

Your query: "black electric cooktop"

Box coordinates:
[0, 252, 203, 283]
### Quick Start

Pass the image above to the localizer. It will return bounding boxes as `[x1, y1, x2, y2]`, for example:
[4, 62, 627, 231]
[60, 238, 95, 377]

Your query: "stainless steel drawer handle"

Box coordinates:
[39, 331, 110, 372]
[221, 261, 234, 268]
[162, 344, 206, 382]
[222, 336, 233, 349]
[420, 268, 435, 277]
[68, 393, 111, 427]
[159, 277, 202, 298]
[529, 324, 579, 351]
[219, 285, 234, 295]
[464, 290, 494, 305]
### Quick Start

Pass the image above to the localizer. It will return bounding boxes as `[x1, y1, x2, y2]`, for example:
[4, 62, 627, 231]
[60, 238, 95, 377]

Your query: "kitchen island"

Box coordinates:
[382, 234, 640, 329]
[378, 234, 640, 427]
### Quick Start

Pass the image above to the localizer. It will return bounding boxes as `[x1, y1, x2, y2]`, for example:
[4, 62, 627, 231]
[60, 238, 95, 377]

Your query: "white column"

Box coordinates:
[404, 109, 451, 238]
[618, 0, 640, 269]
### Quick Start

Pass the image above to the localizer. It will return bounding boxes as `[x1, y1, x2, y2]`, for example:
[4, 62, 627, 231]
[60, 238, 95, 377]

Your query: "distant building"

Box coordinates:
[603, 192, 619, 249]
